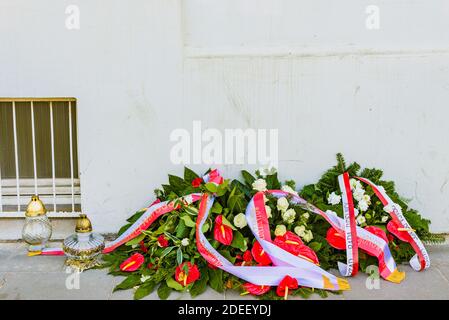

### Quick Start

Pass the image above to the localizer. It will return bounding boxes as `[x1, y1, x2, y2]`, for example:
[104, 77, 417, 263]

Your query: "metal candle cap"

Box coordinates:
[75, 214, 93, 233]
[25, 195, 47, 217]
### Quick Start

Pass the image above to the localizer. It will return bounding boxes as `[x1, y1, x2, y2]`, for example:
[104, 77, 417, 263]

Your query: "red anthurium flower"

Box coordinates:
[157, 235, 169, 248]
[213, 215, 233, 245]
[120, 253, 145, 272]
[276, 275, 298, 300]
[365, 226, 389, 243]
[175, 262, 200, 286]
[387, 233, 395, 243]
[326, 227, 346, 250]
[274, 231, 319, 265]
[387, 220, 413, 242]
[191, 177, 203, 188]
[251, 241, 272, 266]
[242, 283, 271, 296]
[243, 250, 253, 262]
[140, 240, 148, 253]
[235, 250, 253, 266]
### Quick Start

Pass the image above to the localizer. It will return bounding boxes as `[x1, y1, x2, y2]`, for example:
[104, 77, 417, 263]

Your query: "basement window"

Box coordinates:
[0, 98, 81, 216]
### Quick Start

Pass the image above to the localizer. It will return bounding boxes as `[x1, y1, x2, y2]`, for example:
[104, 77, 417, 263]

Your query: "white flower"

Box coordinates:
[281, 185, 298, 196]
[353, 188, 365, 202]
[381, 216, 389, 223]
[265, 205, 272, 218]
[303, 230, 314, 242]
[363, 194, 371, 203]
[350, 179, 362, 190]
[233, 213, 247, 229]
[294, 225, 306, 237]
[140, 275, 152, 283]
[354, 208, 359, 216]
[275, 225, 287, 236]
[358, 200, 369, 212]
[302, 212, 310, 220]
[258, 167, 277, 177]
[277, 197, 289, 212]
[356, 215, 366, 225]
[327, 192, 341, 205]
[252, 179, 267, 192]
[181, 238, 190, 246]
[282, 208, 296, 224]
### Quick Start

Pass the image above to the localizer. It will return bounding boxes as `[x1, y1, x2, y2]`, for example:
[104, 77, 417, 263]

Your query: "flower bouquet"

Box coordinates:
[101, 154, 443, 300]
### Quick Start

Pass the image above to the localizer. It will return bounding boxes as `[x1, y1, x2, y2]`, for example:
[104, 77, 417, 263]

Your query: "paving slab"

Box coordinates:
[0, 242, 448, 300]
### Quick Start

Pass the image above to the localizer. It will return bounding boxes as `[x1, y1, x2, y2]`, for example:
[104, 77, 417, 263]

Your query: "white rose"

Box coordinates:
[282, 208, 296, 224]
[356, 215, 366, 225]
[281, 185, 298, 196]
[277, 197, 289, 212]
[233, 213, 247, 229]
[265, 205, 272, 218]
[353, 188, 365, 202]
[358, 200, 369, 212]
[381, 216, 389, 223]
[302, 212, 310, 220]
[327, 192, 341, 205]
[181, 238, 190, 246]
[275, 225, 287, 236]
[252, 179, 267, 192]
[294, 225, 306, 237]
[303, 230, 314, 242]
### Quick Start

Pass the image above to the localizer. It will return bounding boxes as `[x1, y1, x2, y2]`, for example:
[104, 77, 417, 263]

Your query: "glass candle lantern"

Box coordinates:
[22, 195, 52, 252]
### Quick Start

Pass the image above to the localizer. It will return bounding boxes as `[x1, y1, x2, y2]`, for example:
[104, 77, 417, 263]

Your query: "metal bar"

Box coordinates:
[30, 101, 38, 195]
[0, 98, 76, 102]
[68, 101, 75, 212]
[50, 102, 56, 212]
[12, 101, 20, 211]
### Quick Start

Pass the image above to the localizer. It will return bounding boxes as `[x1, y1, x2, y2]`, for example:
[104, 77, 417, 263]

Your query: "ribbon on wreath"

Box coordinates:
[34, 169, 429, 288]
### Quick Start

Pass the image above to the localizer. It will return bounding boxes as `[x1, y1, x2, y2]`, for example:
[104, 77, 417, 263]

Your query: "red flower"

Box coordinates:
[147, 262, 156, 270]
[326, 227, 346, 250]
[251, 241, 272, 266]
[175, 262, 200, 286]
[120, 253, 145, 272]
[242, 283, 271, 296]
[140, 240, 148, 253]
[213, 215, 233, 245]
[191, 177, 203, 188]
[276, 275, 298, 300]
[243, 250, 253, 262]
[365, 226, 389, 243]
[274, 231, 319, 265]
[387, 220, 413, 242]
[387, 233, 395, 243]
[157, 235, 169, 248]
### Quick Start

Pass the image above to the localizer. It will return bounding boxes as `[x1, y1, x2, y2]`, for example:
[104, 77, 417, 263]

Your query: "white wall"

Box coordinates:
[1, 0, 449, 239]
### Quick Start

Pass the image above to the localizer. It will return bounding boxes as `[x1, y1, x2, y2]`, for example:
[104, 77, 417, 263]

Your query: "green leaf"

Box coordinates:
[184, 167, 199, 183]
[208, 268, 224, 293]
[204, 182, 218, 193]
[180, 215, 196, 228]
[241, 170, 256, 186]
[230, 231, 247, 251]
[166, 277, 184, 291]
[211, 202, 223, 214]
[190, 268, 209, 298]
[168, 174, 188, 194]
[201, 222, 209, 233]
[125, 233, 146, 246]
[221, 215, 236, 230]
[160, 246, 176, 259]
[176, 247, 183, 265]
[134, 281, 156, 300]
[157, 282, 172, 300]
[113, 274, 141, 292]
[309, 242, 322, 252]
